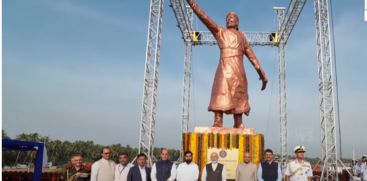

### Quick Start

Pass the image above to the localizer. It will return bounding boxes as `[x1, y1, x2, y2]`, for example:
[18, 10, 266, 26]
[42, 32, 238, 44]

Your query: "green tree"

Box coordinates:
[2, 130, 10, 139]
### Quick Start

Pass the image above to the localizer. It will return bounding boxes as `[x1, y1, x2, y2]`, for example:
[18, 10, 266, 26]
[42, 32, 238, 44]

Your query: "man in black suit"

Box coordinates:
[127, 153, 151, 181]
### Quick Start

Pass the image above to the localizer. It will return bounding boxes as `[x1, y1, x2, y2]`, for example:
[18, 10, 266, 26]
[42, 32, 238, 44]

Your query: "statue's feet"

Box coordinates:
[233, 114, 244, 128]
[233, 120, 245, 128]
[213, 121, 223, 127]
[233, 123, 244, 129]
[213, 112, 223, 127]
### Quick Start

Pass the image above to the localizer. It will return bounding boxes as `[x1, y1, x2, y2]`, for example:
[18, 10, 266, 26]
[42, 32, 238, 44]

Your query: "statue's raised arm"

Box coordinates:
[186, 0, 220, 35]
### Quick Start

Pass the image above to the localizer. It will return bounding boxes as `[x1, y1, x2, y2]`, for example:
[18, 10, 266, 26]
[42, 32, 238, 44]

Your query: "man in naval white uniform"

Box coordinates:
[285, 146, 313, 181]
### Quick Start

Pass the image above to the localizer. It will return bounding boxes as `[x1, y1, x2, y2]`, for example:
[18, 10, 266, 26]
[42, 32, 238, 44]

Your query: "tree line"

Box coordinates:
[2, 130, 181, 167]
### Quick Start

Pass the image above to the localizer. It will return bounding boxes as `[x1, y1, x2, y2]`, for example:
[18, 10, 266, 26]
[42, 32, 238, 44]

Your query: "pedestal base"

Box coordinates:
[182, 127, 264, 180]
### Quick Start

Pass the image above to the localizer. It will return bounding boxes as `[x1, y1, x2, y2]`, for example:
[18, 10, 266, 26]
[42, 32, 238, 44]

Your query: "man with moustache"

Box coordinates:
[176, 151, 199, 181]
[91, 147, 116, 181]
[150, 148, 176, 181]
[235, 152, 257, 181]
[257, 149, 282, 181]
[285, 146, 313, 181]
[201, 152, 227, 181]
[114, 152, 134, 181]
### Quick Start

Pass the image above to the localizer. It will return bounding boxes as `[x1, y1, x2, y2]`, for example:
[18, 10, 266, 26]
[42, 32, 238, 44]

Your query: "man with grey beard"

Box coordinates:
[201, 152, 227, 181]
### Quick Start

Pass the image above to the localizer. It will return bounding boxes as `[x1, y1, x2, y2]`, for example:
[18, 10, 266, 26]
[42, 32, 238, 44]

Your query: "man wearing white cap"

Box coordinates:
[285, 146, 313, 181]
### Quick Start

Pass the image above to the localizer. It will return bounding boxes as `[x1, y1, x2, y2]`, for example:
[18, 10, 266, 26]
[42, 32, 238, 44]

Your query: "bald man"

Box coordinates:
[151, 148, 176, 181]
[201, 152, 227, 181]
[235, 152, 257, 181]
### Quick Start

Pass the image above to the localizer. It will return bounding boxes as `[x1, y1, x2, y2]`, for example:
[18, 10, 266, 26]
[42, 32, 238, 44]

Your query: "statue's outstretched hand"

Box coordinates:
[256, 67, 268, 91]
[260, 77, 268, 91]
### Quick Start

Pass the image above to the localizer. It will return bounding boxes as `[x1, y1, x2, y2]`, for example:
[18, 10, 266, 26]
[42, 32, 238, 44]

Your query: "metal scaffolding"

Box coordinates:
[186, 31, 275, 46]
[274, 6, 288, 170]
[138, 0, 164, 164]
[314, 0, 339, 180]
[278, 0, 307, 44]
[273, 0, 307, 169]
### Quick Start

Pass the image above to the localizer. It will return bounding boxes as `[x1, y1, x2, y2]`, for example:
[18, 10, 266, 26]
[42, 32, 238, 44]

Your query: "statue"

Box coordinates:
[186, 0, 268, 128]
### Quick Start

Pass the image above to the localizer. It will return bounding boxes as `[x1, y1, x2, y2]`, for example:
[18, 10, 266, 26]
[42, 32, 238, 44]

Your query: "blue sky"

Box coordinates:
[3, 0, 366, 158]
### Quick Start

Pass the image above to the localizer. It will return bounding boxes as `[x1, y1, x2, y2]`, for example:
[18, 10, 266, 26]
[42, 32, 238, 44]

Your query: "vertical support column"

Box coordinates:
[180, 42, 192, 161]
[278, 43, 288, 170]
[314, 0, 338, 180]
[34, 143, 45, 181]
[273, 7, 288, 171]
[139, 0, 164, 165]
[181, 5, 194, 134]
[180, 5, 193, 161]
[182, 42, 192, 135]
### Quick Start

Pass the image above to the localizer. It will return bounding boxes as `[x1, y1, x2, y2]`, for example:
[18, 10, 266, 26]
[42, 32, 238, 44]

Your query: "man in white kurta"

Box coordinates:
[176, 151, 199, 181]
[235, 152, 257, 181]
[285, 146, 313, 181]
[91, 147, 116, 181]
[114, 152, 134, 181]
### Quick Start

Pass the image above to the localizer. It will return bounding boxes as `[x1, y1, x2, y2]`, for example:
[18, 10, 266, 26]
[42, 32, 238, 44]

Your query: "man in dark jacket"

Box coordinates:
[202, 152, 226, 181]
[127, 153, 151, 181]
[257, 149, 282, 181]
[150, 148, 176, 181]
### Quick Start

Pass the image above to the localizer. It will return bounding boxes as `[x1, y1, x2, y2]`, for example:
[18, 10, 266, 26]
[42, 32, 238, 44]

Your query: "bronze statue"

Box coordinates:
[186, 0, 268, 128]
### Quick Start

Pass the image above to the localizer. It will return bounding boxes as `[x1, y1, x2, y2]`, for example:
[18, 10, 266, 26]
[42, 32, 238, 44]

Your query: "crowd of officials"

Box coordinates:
[64, 145, 363, 181]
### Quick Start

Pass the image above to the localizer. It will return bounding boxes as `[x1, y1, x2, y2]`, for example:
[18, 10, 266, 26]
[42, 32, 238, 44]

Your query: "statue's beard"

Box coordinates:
[226, 24, 238, 30]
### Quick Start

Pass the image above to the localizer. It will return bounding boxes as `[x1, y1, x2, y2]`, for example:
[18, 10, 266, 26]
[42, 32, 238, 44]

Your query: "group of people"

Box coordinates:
[200, 146, 313, 181]
[65, 146, 313, 181]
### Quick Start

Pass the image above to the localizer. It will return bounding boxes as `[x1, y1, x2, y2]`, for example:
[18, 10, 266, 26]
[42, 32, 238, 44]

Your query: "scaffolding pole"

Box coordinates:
[138, 0, 164, 165]
[314, 0, 339, 180]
